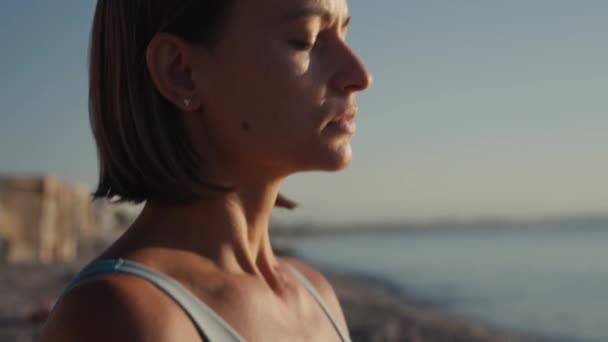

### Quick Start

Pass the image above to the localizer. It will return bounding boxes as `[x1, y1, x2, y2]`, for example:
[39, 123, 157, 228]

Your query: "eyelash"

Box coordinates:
[290, 40, 315, 51]
[289, 29, 346, 52]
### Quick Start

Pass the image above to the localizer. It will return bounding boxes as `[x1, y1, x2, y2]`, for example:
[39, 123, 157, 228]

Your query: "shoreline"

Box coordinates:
[324, 268, 532, 342]
[293, 251, 533, 342]
[1, 261, 532, 342]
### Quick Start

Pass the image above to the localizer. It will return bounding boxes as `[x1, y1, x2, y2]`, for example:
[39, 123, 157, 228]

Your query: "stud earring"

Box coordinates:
[183, 98, 192, 107]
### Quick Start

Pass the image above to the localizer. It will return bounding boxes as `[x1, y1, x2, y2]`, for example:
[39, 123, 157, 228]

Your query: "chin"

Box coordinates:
[324, 159, 352, 172]
[316, 142, 353, 171]
[282, 137, 354, 173]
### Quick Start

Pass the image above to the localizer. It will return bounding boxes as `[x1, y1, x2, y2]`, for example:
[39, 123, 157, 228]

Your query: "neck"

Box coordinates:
[125, 178, 284, 286]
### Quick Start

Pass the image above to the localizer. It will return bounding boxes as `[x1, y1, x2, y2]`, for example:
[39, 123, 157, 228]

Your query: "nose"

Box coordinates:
[331, 43, 373, 94]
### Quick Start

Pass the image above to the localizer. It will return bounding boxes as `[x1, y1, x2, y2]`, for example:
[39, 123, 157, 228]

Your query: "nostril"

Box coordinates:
[343, 69, 372, 92]
[355, 61, 373, 91]
[333, 57, 372, 93]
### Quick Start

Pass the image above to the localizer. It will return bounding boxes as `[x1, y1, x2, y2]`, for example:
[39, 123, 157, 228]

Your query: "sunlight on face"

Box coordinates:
[191, 0, 372, 179]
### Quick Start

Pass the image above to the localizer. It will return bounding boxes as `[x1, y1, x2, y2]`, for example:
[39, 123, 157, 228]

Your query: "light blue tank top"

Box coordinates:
[61, 259, 351, 342]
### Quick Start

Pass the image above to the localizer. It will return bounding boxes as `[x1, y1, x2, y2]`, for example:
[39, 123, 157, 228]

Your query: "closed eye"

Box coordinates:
[290, 39, 315, 51]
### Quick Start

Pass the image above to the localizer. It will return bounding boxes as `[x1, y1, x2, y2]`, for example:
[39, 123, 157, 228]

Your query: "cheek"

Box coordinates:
[238, 52, 319, 131]
[201, 43, 331, 162]
[243, 52, 336, 153]
[289, 52, 312, 76]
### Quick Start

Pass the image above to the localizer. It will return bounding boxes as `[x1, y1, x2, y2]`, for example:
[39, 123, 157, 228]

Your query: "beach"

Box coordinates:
[326, 271, 525, 342]
[0, 262, 525, 342]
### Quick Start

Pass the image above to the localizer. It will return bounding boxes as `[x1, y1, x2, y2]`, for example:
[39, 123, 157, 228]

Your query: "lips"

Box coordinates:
[327, 105, 358, 124]
[331, 113, 356, 124]
[326, 110, 357, 134]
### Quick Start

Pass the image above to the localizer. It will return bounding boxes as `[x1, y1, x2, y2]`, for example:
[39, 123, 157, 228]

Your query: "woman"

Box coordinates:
[41, 0, 371, 340]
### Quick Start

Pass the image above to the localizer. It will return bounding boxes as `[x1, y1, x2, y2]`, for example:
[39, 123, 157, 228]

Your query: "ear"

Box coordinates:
[146, 33, 201, 113]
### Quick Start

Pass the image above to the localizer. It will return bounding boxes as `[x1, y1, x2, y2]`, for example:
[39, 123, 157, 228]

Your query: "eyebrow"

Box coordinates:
[286, 7, 351, 28]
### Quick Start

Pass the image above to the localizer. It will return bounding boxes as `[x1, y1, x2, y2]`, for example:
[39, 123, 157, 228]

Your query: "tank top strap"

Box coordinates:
[60, 259, 244, 342]
[286, 264, 352, 342]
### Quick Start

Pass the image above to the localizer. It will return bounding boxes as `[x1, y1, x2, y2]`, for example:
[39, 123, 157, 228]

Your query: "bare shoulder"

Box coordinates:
[282, 257, 334, 295]
[41, 275, 201, 342]
[281, 257, 349, 332]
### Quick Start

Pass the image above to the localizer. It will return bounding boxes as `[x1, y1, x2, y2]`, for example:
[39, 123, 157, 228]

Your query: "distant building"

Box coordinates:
[0, 175, 132, 263]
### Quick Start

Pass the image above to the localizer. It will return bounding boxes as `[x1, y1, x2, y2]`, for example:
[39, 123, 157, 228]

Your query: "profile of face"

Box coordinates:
[149, 0, 372, 181]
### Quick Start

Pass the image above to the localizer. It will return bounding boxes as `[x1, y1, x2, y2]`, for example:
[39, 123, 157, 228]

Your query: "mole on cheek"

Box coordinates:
[241, 121, 251, 132]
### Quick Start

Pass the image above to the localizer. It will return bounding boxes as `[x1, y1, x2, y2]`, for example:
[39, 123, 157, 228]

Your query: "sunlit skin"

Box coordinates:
[41, 0, 371, 340]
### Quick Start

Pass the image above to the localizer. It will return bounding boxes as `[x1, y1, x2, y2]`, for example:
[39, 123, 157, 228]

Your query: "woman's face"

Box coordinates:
[191, 0, 372, 178]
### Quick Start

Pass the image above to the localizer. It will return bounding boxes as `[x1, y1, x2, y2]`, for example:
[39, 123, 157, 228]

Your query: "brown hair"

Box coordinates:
[89, 0, 234, 203]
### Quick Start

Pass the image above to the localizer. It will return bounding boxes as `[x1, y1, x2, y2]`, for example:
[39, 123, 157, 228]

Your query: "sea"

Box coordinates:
[290, 223, 608, 342]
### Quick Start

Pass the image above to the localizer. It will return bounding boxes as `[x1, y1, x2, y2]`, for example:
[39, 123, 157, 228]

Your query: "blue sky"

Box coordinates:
[1, 1, 607, 225]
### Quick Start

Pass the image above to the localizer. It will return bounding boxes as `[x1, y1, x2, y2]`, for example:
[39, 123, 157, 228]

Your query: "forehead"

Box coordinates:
[238, 0, 349, 22]
[278, 0, 348, 14]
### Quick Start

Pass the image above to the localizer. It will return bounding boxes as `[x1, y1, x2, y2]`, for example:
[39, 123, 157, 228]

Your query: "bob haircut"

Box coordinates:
[89, 0, 235, 204]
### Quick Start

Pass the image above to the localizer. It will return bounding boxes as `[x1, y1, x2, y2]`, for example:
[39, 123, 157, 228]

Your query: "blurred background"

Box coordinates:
[1, 1, 606, 341]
